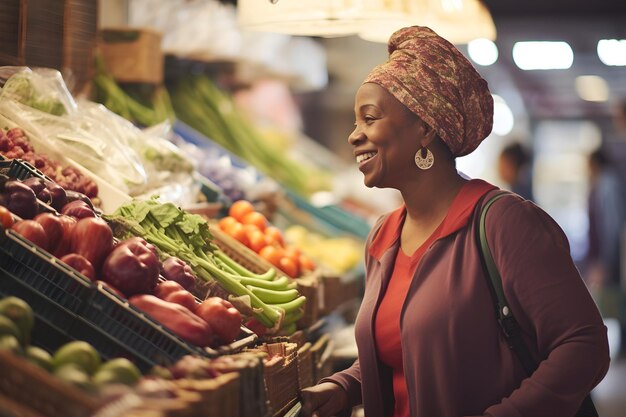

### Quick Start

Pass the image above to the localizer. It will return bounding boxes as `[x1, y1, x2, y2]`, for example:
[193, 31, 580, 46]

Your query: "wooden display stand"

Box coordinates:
[0, 0, 98, 95]
[99, 28, 163, 84]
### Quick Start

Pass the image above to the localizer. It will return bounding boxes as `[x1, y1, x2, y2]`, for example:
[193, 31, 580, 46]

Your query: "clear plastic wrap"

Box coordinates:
[0, 67, 77, 116]
[0, 97, 148, 193]
[0, 68, 203, 209]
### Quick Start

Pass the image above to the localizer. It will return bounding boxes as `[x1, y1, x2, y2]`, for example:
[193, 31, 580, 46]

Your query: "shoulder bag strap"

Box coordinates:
[476, 191, 598, 417]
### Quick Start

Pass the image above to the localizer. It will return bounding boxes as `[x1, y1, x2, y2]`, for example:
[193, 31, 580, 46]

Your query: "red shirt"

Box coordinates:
[374, 179, 496, 417]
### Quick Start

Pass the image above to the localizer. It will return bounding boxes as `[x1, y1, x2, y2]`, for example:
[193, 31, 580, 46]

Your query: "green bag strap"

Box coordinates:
[476, 191, 598, 417]
[477, 191, 538, 376]
[478, 192, 512, 324]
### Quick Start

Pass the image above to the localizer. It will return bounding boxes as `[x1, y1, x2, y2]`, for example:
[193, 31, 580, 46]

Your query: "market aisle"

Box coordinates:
[592, 354, 626, 417]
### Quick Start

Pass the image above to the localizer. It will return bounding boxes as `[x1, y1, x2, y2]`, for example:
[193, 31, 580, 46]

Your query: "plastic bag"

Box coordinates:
[126, 122, 199, 205]
[0, 96, 148, 193]
[0, 66, 76, 116]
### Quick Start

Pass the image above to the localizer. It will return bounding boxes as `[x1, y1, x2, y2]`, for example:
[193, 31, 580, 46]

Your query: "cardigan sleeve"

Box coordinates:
[483, 196, 610, 417]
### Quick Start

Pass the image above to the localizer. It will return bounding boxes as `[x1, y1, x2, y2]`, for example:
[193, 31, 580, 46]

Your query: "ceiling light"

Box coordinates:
[575, 75, 610, 102]
[358, 0, 496, 45]
[238, 0, 409, 38]
[512, 41, 574, 70]
[492, 95, 514, 136]
[238, 0, 496, 44]
[468, 38, 498, 66]
[597, 39, 626, 66]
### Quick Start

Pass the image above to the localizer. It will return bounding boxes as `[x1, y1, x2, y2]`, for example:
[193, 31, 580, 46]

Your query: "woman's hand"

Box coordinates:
[300, 382, 349, 417]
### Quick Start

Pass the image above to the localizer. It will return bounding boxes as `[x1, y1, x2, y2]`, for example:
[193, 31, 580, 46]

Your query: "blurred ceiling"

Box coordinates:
[292, 0, 626, 156]
[480, 0, 626, 120]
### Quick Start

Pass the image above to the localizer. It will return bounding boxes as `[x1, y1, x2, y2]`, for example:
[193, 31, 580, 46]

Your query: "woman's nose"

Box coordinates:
[348, 126, 364, 145]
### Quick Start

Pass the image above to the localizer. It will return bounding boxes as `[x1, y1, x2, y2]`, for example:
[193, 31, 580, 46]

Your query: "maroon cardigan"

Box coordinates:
[323, 190, 609, 417]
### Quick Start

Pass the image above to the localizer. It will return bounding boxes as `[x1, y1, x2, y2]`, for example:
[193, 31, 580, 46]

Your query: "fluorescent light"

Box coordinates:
[575, 75, 610, 102]
[512, 41, 574, 70]
[492, 95, 514, 136]
[597, 39, 626, 66]
[468, 38, 498, 66]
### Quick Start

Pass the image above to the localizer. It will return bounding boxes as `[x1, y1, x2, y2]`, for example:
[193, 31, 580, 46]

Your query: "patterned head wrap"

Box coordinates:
[364, 26, 493, 157]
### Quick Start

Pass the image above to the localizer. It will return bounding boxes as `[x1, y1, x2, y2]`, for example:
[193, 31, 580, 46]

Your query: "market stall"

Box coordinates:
[0, 2, 368, 416]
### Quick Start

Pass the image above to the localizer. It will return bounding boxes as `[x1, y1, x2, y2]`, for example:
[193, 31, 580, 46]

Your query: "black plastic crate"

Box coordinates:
[0, 230, 92, 313]
[0, 229, 213, 371]
[0, 267, 79, 353]
[81, 286, 212, 365]
[0, 157, 52, 182]
[1, 199, 258, 369]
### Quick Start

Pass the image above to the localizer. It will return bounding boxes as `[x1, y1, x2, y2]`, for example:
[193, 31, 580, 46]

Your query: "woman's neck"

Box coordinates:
[400, 169, 467, 228]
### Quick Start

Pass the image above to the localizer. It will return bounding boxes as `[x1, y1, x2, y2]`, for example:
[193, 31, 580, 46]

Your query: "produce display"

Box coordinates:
[0, 60, 367, 416]
[0, 296, 142, 392]
[93, 57, 175, 128]
[170, 75, 330, 197]
[0, 127, 99, 199]
[217, 200, 317, 279]
[105, 198, 306, 334]
[0, 173, 245, 348]
[284, 225, 363, 275]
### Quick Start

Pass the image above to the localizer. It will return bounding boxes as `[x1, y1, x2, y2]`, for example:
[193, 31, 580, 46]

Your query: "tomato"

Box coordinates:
[264, 226, 284, 247]
[248, 229, 267, 253]
[164, 290, 198, 313]
[259, 245, 283, 268]
[228, 200, 254, 222]
[241, 211, 267, 231]
[227, 222, 250, 247]
[217, 216, 239, 233]
[279, 256, 299, 278]
[154, 280, 185, 299]
[299, 254, 316, 272]
[242, 223, 260, 236]
[283, 246, 301, 262]
[0, 206, 14, 229]
[195, 297, 242, 344]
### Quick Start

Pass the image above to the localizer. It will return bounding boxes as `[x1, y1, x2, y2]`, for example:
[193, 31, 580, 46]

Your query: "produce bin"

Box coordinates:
[247, 342, 300, 417]
[285, 189, 371, 240]
[0, 228, 216, 372]
[0, 351, 101, 417]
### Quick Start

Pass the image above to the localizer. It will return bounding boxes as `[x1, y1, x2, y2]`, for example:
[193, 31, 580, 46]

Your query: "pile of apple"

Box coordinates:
[217, 200, 316, 278]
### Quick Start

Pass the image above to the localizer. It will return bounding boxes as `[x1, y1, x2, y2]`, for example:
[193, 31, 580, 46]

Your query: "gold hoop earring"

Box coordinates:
[414, 147, 434, 170]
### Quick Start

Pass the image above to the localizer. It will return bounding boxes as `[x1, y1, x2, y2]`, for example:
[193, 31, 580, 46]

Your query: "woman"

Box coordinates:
[300, 26, 609, 417]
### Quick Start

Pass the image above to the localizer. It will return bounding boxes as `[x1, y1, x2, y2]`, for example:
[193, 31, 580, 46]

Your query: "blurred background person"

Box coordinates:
[586, 148, 625, 292]
[497, 141, 534, 201]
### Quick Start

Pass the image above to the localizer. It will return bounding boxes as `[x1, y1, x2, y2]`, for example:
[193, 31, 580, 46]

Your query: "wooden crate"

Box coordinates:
[174, 373, 241, 417]
[247, 342, 300, 417]
[0, 0, 98, 95]
[310, 333, 335, 383]
[99, 28, 163, 84]
[319, 272, 363, 316]
[0, 351, 101, 417]
[297, 342, 314, 390]
[205, 352, 269, 417]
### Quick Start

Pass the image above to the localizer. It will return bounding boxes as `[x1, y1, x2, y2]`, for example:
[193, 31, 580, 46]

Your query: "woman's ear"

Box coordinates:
[418, 120, 438, 148]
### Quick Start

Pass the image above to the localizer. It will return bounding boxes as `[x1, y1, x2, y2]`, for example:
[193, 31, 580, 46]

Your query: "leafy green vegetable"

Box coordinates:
[1, 73, 67, 116]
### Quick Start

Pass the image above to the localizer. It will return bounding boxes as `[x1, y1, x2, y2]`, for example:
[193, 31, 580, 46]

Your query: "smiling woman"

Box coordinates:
[300, 25, 609, 417]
